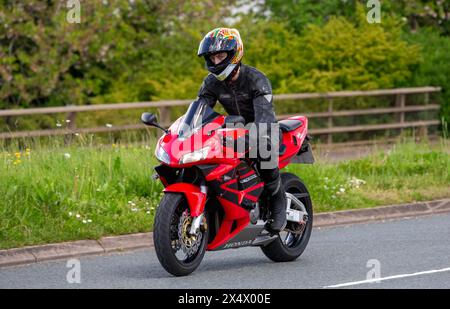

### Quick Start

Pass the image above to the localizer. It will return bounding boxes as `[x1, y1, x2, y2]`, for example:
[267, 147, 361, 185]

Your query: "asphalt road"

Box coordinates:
[1, 213, 449, 289]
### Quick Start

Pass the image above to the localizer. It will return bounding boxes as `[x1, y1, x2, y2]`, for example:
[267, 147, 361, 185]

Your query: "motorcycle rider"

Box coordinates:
[196, 27, 287, 233]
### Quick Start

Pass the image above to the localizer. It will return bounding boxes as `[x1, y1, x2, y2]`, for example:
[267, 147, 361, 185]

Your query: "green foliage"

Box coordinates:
[239, 5, 420, 93]
[263, 0, 450, 35]
[404, 28, 450, 126]
[0, 0, 236, 110]
[0, 0, 447, 136]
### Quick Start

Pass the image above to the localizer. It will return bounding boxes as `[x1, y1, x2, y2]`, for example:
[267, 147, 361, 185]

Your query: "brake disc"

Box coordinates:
[177, 211, 203, 257]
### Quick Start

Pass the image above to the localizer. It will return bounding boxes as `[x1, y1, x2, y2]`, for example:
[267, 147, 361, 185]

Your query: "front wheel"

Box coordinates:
[261, 172, 313, 262]
[153, 193, 208, 276]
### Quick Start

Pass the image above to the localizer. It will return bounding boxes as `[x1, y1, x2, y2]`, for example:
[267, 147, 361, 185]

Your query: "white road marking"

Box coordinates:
[325, 267, 450, 288]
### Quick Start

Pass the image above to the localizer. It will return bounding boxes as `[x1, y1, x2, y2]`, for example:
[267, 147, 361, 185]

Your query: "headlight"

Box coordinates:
[179, 146, 210, 164]
[155, 145, 170, 164]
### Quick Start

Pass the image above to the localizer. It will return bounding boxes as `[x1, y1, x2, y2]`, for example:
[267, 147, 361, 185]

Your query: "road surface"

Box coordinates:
[1, 213, 449, 289]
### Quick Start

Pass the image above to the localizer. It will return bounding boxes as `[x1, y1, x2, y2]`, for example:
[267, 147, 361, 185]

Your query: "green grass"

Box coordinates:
[0, 138, 449, 250]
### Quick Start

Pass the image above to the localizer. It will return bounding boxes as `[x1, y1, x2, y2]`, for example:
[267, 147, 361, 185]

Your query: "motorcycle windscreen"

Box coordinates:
[178, 100, 220, 139]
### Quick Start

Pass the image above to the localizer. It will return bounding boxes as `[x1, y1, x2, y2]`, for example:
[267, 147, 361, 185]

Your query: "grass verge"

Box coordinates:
[0, 139, 449, 250]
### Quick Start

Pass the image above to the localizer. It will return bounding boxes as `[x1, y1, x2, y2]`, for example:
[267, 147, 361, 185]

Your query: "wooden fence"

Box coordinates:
[0, 87, 442, 143]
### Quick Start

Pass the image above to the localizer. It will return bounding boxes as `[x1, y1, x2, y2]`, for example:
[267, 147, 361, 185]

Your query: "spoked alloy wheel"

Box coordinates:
[261, 172, 313, 262]
[153, 193, 208, 276]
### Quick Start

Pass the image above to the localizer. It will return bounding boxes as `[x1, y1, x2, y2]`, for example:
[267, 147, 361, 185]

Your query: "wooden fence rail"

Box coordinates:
[0, 87, 442, 142]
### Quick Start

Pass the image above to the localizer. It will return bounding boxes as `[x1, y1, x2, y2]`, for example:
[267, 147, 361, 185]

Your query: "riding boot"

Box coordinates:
[264, 176, 287, 233]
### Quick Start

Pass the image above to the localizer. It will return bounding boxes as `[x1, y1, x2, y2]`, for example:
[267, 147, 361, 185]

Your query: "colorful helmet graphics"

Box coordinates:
[198, 28, 244, 81]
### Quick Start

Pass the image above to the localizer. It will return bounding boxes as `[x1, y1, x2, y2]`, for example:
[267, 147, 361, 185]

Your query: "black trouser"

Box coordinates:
[248, 128, 282, 195]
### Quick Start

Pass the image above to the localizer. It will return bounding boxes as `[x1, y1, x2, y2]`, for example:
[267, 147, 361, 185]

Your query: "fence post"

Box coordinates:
[395, 94, 405, 135]
[424, 92, 430, 104]
[327, 99, 333, 144]
[159, 106, 171, 127]
[421, 92, 430, 138]
[67, 112, 77, 130]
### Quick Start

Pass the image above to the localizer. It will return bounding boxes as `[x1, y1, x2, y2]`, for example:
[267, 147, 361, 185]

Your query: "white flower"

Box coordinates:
[146, 211, 151, 214]
[131, 208, 138, 212]
[82, 220, 87, 224]
[106, 123, 113, 128]
[66, 119, 71, 123]
[76, 214, 81, 218]
[68, 212, 73, 217]
[331, 195, 336, 199]
[56, 123, 62, 127]
[340, 188, 345, 193]
[131, 202, 136, 207]
[87, 219, 92, 223]
[64, 153, 71, 159]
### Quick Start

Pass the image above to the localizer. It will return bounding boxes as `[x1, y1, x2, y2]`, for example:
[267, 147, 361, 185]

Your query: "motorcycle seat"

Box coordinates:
[279, 119, 303, 132]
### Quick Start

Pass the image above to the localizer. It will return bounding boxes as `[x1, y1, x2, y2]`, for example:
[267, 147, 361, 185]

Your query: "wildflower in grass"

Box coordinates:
[112, 143, 117, 148]
[348, 177, 366, 188]
[146, 211, 151, 214]
[56, 122, 62, 127]
[339, 187, 345, 193]
[64, 153, 71, 159]
[76, 214, 81, 219]
[82, 220, 87, 224]
[14, 152, 21, 158]
[68, 212, 73, 217]
[106, 124, 113, 128]
[131, 208, 138, 212]
[87, 219, 92, 223]
[66, 119, 71, 123]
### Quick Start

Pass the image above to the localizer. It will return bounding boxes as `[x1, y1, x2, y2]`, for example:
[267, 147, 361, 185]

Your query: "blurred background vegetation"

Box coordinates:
[0, 0, 449, 136]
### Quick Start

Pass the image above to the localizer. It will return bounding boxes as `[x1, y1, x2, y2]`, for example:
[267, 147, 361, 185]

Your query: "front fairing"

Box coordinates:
[154, 100, 249, 167]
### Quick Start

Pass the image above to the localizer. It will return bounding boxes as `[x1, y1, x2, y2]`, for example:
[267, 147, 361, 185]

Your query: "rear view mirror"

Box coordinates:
[141, 113, 157, 126]
[141, 112, 168, 133]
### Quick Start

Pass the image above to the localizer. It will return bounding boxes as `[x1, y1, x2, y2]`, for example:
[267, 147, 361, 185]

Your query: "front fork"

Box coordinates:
[189, 184, 208, 235]
[162, 181, 208, 235]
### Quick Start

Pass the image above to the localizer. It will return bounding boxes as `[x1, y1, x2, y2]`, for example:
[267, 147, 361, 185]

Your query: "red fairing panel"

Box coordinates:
[279, 116, 308, 169]
[163, 183, 206, 217]
[207, 196, 250, 250]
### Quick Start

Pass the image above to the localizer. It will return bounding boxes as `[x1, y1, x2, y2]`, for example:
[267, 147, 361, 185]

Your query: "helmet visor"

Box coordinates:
[198, 36, 237, 57]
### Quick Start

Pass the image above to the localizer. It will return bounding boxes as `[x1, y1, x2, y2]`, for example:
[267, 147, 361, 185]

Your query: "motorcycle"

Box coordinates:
[141, 100, 315, 276]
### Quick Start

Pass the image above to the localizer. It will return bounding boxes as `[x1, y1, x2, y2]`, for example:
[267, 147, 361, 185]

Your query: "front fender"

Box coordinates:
[163, 183, 206, 217]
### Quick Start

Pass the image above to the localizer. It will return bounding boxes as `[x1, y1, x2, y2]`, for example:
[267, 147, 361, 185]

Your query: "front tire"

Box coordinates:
[153, 193, 208, 276]
[261, 172, 313, 262]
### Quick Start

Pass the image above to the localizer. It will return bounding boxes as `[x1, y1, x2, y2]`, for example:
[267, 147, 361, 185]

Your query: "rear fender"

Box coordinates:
[163, 183, 206, 217]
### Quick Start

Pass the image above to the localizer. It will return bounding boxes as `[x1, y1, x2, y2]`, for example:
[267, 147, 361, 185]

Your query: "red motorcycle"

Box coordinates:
[142, 100, 314, 276]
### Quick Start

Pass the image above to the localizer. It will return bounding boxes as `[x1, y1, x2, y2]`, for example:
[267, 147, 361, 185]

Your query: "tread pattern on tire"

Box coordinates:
[153, 193, 207, 276]
[260, 172, 313, 262]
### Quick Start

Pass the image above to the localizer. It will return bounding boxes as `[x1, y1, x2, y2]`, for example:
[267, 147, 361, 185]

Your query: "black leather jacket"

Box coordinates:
[197, 64, 277, 125]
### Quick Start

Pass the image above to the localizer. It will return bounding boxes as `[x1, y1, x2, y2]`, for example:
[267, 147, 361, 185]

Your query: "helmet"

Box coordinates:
[197, 28, 244, 81]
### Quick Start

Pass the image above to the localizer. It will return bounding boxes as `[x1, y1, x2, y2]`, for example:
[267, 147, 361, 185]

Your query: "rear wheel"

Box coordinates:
[153, 193, 208, 276]
[261, 172, 313, 262]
